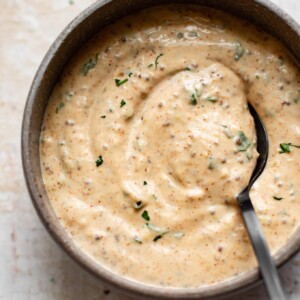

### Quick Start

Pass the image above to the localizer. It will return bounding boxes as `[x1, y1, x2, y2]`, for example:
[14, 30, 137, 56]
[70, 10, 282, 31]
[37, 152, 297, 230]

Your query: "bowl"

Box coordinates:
[22, 0, 300, 299]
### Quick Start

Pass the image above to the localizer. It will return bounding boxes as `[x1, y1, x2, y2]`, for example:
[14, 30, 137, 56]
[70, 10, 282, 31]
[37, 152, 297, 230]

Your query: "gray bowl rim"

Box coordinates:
[22, 0, 300, 299]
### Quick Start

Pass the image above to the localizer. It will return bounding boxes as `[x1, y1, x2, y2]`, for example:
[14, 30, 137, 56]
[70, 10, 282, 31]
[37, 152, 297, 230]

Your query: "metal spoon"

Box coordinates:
[237, 103, 286, 300]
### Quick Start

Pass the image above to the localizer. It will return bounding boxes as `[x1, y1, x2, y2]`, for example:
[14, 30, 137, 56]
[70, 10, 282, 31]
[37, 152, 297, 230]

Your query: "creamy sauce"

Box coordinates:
[40, 5, 300, 287]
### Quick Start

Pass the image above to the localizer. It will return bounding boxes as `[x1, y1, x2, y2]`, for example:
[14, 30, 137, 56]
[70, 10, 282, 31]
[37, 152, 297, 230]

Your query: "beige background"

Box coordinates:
[0, 0, 299, 299]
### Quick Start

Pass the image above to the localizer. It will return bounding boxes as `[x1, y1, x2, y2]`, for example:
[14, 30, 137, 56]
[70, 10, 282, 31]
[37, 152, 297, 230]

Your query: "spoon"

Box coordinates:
[237, 103, 286, 300]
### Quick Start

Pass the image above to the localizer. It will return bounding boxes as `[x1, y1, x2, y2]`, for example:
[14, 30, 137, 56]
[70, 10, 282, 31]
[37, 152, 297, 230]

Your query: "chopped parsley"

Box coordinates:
[206, 96, 218, 102]
[237, 131, 251, 152]
[146, 223, 165, 233]
[128, 72, 133, 77]
[153, 235, 162, 242]
[115, 78, 128, 87]
[234, 41, 244, 61]
[95, 155, 103, 167]
[273, 196, 283, 201]
[173, 232, 185, 238]
[188, 31, 198, 37]
[184, 67, 191, 71]
[147, 63, 154, 68]
[142, 210, 150, 221]
[143, 181, 147, 185]
[208, 156, 216, 170]
[55, 102, 65, 113]
[101, 115, 106, 119]
[190, 93, 197, 105]
[120, 99, 126, 108]
[134, 201, 144, 209]
[221, 125, 233, 138]
[133, 237, 142, 244]
[279, 143, 300, 154]
[155, 53, 164, 70]
[81, 54, 99, 76]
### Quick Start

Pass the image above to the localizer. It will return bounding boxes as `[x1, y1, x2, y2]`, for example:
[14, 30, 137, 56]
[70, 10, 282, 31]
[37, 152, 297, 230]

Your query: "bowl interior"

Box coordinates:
[22, 0, 300, 299]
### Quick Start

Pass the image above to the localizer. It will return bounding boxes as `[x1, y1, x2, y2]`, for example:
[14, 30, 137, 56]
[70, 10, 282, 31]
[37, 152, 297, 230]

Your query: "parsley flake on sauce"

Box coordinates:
[81, 54, 99, 76]
[101, 115, 106, 119]
[279, 143, 300, 154]
[142, 210, 150, 221]
[55, 102, 65, 113]
[146, 223, 167, 234]
[143, 181, 147, 185]
[134, 201, 144, 210]
[155, 53, 164, 70]
[153, 235, 162, 242]
[133, 236, 142, 244]
[120, 99, 126, 108]
[95, 155, 103, 167]
[206, 96, 218, 102]
[208, 156, 216, 170]
[273, 196, 283, 201]
[115, 78, 128, 87]
[190, 93, 197, 105]
[237, 131, 251, 152]
[173, 232, 185, 238]
[234, 41, 244, 61]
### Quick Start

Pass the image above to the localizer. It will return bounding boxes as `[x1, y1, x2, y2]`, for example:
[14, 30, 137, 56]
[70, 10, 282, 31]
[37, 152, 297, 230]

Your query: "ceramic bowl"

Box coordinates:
[22, 0, 300, 298]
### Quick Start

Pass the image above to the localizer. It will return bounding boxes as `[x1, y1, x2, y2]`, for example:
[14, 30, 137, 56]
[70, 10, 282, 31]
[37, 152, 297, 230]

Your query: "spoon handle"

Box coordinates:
[238, 195, 286, 300]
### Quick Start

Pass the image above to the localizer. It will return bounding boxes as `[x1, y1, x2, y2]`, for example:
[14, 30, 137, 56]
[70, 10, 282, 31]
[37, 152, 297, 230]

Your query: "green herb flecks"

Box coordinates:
[55, 102, 65, 113]
[153, 235, 162, 242]
[142, 210, 150, 221]
[279, 143, 300, 154]
[190, 93, 197, 105]
[133, 236, 142, 244]
[147, 63, 154, 68]
[115, 78, 128, 87]
[95, 156, 103, 167]
[146, 223, 166, 234]
[221, 125, 233, 138]
[234, 41, 244, 61]
[101, 115, 106, 119]
[173, 232, 185, 238]
[81, 54, 99, 76]
[128, 72, 133, 77]
[134, 201, 144, 210]
[237, 131, 251, 152]
[206, 96, 218, 102]
[273, 196, 283, 201]
[120, 99, 126, 108]
[184, 67, 191, 71]
[188, 31, 198, 37]
[246, 151, 253, 161]
[143, 181, 147, 186]
[155, 53, 164, 70]
[208, 156, 216, 170]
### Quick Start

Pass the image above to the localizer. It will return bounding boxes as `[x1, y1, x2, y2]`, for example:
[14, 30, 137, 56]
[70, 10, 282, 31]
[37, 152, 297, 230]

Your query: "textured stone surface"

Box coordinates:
[0, 0, 299, 299]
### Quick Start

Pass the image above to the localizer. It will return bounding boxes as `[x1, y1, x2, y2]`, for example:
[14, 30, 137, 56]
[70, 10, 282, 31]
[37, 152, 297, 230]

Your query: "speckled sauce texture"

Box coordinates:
[40, 5, 300, 288]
